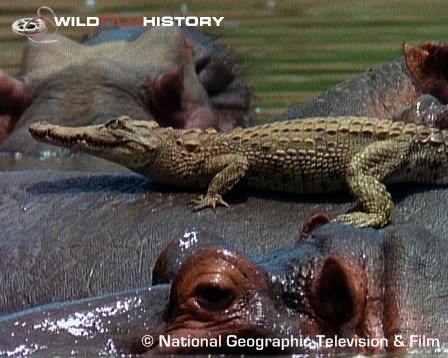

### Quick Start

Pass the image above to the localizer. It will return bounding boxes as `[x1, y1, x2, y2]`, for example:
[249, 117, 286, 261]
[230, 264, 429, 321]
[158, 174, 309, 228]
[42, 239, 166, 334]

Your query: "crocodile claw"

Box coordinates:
[190, 194, 230, 211]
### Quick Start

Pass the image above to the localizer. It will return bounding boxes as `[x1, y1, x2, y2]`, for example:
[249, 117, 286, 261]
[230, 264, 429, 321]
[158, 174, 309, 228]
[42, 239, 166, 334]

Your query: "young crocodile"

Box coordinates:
[29, 116, 448, 228]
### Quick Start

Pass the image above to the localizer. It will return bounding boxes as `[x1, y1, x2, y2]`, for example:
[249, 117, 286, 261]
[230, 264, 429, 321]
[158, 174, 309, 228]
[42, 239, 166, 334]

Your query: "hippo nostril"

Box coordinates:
[194, 284, 235, 312]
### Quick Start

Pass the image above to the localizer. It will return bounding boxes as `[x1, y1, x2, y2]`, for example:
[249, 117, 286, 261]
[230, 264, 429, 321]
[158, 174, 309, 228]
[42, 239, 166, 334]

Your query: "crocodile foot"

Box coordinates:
[190, 194, 229, 211]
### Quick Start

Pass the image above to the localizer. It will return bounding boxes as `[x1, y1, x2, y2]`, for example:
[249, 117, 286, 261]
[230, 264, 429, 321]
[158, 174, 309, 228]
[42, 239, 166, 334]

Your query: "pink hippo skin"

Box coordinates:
[0, 26, 251, 154]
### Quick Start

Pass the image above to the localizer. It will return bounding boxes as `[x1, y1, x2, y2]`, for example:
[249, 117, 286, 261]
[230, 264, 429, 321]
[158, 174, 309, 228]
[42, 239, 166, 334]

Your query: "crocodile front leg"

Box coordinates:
[191, 153, 249, 210]
[335, 139, 412, 228]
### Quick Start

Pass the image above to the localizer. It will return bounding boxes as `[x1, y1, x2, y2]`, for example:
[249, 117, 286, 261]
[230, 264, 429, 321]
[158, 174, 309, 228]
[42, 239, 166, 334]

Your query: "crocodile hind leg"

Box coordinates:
[335, 139, 412, 228]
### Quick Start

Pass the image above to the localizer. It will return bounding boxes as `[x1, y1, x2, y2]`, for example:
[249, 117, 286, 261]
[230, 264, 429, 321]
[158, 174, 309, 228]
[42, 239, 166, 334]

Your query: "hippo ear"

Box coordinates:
[187, 29, 252, 130]
[146, 36, 216, 130]
[0, 70, 27, 141]
[310, 255, 366, 324]
[404, 42, 448, 103]
[298, 213, 331, 241]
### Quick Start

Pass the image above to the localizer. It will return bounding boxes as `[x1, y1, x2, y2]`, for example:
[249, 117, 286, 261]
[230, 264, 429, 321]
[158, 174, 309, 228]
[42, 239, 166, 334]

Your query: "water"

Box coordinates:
[2, 0, 448, 117]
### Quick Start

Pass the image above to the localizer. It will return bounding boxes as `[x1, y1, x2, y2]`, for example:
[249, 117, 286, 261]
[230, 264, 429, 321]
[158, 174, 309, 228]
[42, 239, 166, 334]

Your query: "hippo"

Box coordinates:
[393, 94, 448, 129]
[0, 223, 446, 355]
[0, 170, 447, 316]
[0, 25, 251, 153]
[271, 42, 448, 122]
[1, 37, 448, 355]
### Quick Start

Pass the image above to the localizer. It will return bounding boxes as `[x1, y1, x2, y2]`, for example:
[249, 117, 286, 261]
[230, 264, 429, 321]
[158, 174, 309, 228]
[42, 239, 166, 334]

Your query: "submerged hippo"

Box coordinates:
[272, 42, 448, 122]
[0, 25, 251, 152]
[1, 224, 446, 355]
[1, 36, 447, 356]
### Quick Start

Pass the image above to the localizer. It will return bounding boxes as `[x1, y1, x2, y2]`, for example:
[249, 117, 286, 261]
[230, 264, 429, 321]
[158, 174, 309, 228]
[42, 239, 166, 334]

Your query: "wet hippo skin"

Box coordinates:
[0, 224, 446, 355]
[0, 170, 446, 315]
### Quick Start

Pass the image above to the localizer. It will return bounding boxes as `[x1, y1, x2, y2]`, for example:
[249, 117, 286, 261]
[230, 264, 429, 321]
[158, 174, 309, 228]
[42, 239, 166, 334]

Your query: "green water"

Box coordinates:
[1, 0, 448, 120]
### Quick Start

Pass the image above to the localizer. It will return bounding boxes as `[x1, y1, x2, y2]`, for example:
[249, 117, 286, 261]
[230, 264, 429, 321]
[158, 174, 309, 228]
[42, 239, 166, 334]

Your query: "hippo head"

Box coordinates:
[0, 26, 251, 153]
[148, 225, 382, 354]
[1, 224, 446, 355]
[404, 42, 448, 105]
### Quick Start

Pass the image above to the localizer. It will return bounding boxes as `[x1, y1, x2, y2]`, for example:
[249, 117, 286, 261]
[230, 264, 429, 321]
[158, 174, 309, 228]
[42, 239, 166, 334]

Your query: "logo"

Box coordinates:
[12, 7, 225, 43]
[12, 6, 58, 43]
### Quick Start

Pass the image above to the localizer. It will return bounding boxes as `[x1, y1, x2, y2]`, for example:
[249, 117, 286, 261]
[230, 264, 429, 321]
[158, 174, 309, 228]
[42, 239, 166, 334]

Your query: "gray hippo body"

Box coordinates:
[0, 170, 447, 316]
[271, 42, 448, 122]
[1, 224, 446, 355]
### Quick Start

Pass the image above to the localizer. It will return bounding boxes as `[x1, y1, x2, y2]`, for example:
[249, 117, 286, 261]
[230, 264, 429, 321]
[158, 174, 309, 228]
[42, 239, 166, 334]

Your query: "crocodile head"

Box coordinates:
[29, 116, 162, 171]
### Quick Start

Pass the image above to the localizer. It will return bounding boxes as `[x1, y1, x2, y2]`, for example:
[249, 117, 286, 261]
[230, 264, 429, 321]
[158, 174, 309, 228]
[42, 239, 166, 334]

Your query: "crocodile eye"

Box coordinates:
[194, 284, 235, 312]
[106, 119, 124, 130]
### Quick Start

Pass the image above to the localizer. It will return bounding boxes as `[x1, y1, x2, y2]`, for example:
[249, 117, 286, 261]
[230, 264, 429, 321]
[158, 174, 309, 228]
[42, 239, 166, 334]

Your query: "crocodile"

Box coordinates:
[29, 116, 448, 228]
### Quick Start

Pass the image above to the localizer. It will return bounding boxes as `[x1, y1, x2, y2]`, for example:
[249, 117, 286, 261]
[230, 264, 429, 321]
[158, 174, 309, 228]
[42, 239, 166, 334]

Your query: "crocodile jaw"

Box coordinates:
[29, 119, 160, 170]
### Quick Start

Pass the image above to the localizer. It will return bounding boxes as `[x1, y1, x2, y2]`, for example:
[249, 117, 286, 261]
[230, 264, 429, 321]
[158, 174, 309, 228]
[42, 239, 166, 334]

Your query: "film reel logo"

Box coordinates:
[12, 6, 58, 43]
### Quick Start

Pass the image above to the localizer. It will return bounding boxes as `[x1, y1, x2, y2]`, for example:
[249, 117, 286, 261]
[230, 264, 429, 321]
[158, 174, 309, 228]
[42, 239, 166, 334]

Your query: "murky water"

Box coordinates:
[1, 0, 448, 170]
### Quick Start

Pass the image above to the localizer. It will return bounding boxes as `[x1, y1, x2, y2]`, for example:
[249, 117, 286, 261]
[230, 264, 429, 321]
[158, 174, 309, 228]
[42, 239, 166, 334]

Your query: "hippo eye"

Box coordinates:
[194, 284, 235, 312]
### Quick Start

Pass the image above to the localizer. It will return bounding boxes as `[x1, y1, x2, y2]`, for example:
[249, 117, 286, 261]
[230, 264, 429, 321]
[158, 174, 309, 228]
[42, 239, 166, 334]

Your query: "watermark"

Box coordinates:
[12, 6, 225, 43]
[54, 16, 224, 27]
[11, 6, 58, 43]
[141, 333, 442, 351]
[142, 335, 154, 348]
[316, 334, 440, 350]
